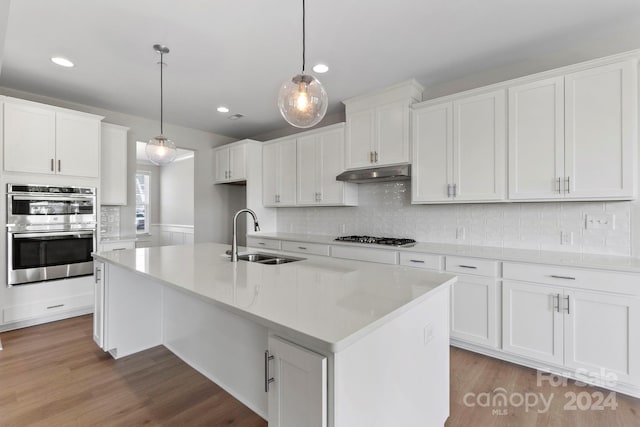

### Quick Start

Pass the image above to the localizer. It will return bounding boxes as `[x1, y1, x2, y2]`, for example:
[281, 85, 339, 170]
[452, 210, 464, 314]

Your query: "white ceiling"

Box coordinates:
[1, 0, 640, 139]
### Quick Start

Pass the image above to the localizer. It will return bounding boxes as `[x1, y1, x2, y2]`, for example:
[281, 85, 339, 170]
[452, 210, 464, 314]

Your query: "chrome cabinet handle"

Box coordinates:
[458, 265, 478, 269]
[556, 177, 561, 194]
[58, 160, 61, 172]
[565, 176, 571, 194]
[410, 259, 425, 263]
[228, 170, 231, 179]
[264, 350, 275, 392]
[47, 304, 64, 310]
[258, 242, 266, 246]
[95, 267, 102, 283]
[564, 296, 571, 314]
[453, 183, 457, 197]
[369, 151, 374, 163]
[297, 246, 307, 250]
[50, 158, 54, 172]
[549, 275, 575, 280]
[553, 293, 560, 313]
[374, 151, 378, 163]
[447, 184, 453, 197]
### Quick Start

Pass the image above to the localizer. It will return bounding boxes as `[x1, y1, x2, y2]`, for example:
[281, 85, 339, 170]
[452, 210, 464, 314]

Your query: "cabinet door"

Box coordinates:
[508, 77, 565, 200]
[345, 109, 374, 169]
[376, 100, 410, 166]
[317, 127, 346, 204]
[564, 290, 640, 386]
[411, 103, 452, 202]
[565, 60, 637, 199]
[262, 143, 278, 206]
[93, 261, 105, 349]
[297, 135, 319, 205]
[214, 147, 230, 183]
[502, 281, 564, 365]
[229, 144, 247, 182]
[100, 124, 128, 205]
[452, 90, 506, 201]
[3, 101, 56, 174]
[55, 112, 101, 177]
[267, 335, 327, 427]
[450, 274, 499, 348]
[278, 138, 298, 206]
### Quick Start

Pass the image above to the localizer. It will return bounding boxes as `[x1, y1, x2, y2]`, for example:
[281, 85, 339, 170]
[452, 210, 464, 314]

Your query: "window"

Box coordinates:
[135, 172, 150, 234]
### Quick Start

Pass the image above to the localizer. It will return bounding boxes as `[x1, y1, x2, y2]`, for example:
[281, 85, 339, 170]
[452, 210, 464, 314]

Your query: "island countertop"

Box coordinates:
[94, 242, 456, 352]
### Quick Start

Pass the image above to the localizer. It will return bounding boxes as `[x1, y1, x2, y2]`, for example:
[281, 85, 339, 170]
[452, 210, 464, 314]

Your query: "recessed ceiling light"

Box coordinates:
[217, 106, 230, 113]
[51, 57, 75, 68]
[312, 63, 329, 73]
[228, 114, 244, 120]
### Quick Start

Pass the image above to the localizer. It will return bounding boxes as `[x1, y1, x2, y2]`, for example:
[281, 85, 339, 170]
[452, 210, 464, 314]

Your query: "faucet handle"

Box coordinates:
[254, 221, 260, 232]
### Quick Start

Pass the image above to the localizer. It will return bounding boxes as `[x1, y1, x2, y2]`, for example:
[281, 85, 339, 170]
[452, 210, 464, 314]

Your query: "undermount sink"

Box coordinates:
[237, 253, 305, 265]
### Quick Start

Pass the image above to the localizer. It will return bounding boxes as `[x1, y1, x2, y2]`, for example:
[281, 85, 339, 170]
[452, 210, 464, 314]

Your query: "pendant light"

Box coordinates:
[146, 44, 177, 165]
[277, 0, 328, 128]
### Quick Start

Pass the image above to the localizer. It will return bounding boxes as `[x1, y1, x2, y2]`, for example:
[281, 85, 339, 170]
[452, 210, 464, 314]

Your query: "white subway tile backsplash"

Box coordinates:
[276, 182, 632, 256]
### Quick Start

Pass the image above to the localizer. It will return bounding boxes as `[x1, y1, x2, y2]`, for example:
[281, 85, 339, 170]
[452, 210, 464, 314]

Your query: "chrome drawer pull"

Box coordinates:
[47, 304, 64, 309]
[549, 275, 575, 280]
[297, 246, 308, 250]
[458, 265, 478, 269]
[410, 259, 425, 263]
[264, 350, 275, 392]
[565, 296, 571, 314]
[258, 242, 266, 246]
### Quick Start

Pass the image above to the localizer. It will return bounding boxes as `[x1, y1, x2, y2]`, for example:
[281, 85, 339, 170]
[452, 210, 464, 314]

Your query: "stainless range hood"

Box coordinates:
[336, 164, 411, 183]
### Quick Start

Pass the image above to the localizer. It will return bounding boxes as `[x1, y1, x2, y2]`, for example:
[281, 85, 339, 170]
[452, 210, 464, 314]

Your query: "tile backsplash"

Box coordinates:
[276, 182, 632, 256]
[100, 206, 121, 239]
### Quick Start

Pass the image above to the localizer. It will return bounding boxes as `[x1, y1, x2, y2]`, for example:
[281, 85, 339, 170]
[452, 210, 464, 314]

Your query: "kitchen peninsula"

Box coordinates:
[93, 242, 456, 427]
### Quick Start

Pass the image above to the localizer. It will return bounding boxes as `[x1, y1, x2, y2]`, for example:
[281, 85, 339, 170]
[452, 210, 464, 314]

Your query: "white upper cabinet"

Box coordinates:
[509, 60, 637, 200]
[100, 123, 129, 205]
[296, 124, 357, 206]
[213, 140, 251, 184]
[344, 80, 423, 170]
[3, 97, 102, 178]
[263, 137, 297, 206]
[412, 90, 506, 203]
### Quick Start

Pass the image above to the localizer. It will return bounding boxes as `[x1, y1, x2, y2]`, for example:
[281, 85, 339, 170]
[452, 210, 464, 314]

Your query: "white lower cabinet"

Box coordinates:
[266, 335, 327, 427]
[446, 256, 500, 348]
[502, 265, 640, 388]
[93, 261, 105, 348]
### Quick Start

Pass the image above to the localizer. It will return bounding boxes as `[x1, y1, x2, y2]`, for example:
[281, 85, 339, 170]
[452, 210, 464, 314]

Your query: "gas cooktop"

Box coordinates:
[334, 235, 416, 247]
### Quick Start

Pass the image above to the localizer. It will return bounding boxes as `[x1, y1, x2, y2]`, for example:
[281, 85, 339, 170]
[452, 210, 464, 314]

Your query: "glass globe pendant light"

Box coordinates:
[277, 0, 328, 128]
[146, 44, 177, 165]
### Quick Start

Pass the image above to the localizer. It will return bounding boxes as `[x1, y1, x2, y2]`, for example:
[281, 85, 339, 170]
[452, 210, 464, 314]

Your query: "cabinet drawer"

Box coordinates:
[100, 241, 135, 252]
[247, 237, 281, 250]
[503, 262, 640, 294]
[281, 241, 330, 256]
[331, 245, 398, 265]
[446, 256, 499, 277]
[399, 252, 443, 270]
[3, 293, 93, 323]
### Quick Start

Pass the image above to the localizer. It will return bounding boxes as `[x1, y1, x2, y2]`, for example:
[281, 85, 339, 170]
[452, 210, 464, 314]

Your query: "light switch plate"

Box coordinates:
[585, 213, 615, 230]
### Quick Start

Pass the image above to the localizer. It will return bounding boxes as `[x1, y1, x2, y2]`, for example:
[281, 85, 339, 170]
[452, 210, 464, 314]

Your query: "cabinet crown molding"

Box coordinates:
[343, 79, 424, 112]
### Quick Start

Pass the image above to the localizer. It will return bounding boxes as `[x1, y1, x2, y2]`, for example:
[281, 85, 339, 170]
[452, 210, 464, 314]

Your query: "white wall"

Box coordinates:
[0, 86, 236, 244]
[277, 182, 634, 257]
[159, 156, 194, 226]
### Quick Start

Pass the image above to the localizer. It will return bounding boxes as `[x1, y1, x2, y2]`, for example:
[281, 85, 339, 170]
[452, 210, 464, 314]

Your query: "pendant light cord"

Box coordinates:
[302, 0, 306, 73]
[160, 51, 164, 135]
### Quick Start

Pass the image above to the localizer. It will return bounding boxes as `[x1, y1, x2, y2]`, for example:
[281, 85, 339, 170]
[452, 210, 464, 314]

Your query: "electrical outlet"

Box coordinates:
[585, 213, 615, 230]
[424, 323, 434, 345]
[456, 226, 466, 240]
[560, 231, 573, 245]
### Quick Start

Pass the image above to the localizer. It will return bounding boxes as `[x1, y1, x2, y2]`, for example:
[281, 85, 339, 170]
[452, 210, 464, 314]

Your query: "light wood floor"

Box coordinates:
[1, 316, 638, 426]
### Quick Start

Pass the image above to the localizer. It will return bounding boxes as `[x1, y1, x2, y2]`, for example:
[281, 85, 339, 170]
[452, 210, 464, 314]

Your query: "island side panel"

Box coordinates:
[105, 263, 163, 358]
[332, 285, 451, 427]
[162, 286, 269, 420]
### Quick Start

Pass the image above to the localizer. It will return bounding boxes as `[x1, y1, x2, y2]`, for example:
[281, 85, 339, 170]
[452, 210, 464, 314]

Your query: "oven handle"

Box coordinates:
[10, 231, 95, 239]
[11, 195, 95, 202]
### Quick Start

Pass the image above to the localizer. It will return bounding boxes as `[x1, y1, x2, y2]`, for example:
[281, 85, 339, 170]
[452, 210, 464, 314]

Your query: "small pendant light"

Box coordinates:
[146, 44, 177, 165]
[277, 0, 328, 128]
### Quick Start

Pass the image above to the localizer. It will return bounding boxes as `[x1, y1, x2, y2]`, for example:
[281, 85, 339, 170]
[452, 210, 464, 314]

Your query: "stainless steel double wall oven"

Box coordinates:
[6, 184, 97, 286]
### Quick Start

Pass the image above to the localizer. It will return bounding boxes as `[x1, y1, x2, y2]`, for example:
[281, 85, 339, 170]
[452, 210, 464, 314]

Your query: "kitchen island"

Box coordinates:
[93, 242, 456, 427]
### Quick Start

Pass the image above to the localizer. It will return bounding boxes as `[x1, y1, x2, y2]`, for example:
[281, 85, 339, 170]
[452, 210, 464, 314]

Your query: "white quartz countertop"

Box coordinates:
[94, 242, 456, 352]
[249, 232, 640, 273]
